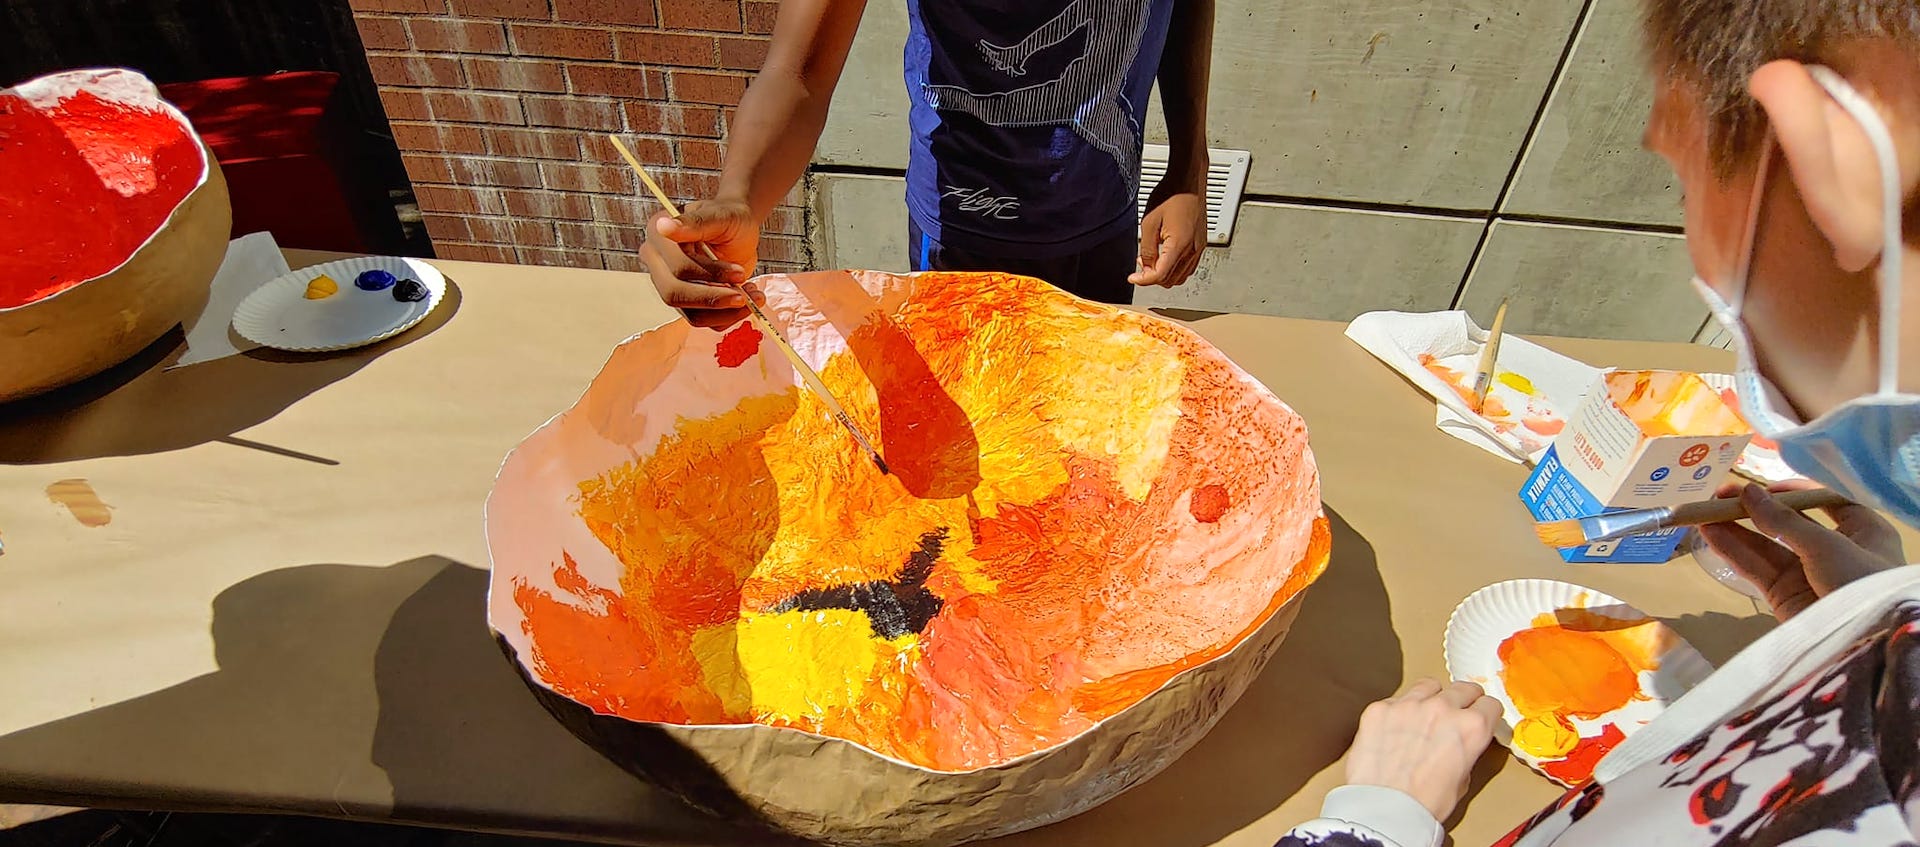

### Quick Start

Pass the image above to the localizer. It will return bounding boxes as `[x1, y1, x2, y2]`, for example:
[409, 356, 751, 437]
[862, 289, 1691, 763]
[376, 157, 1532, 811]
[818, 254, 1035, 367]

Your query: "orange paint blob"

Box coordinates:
[45, 478, 111, 527]
[1523, 416, 1566, 436]
[512, 272, 1327, 771]
[1498, 626, 1638, 719]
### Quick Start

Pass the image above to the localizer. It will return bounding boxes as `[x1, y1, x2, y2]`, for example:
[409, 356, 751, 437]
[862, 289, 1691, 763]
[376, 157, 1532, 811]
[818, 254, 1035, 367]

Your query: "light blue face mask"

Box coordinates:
[1693, 66, 1920, 528]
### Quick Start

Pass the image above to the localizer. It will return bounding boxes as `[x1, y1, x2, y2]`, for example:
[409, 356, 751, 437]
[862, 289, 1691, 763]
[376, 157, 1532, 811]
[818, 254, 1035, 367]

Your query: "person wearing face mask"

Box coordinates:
[1272, 3, 1920, 846]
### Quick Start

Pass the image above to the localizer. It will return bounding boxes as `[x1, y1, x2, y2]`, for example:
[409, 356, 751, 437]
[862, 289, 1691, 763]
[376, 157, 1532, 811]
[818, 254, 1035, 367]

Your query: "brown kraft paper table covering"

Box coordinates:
[3, 251, 1895, 846]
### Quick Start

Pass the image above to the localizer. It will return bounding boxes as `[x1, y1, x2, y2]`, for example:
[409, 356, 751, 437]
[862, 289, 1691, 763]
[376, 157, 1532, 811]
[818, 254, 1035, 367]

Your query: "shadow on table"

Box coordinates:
[1662, 610, 1777, 667]
[0, 280, 462, 465]
[983, 505, 1404, 847]
[0, 555, 786, 846]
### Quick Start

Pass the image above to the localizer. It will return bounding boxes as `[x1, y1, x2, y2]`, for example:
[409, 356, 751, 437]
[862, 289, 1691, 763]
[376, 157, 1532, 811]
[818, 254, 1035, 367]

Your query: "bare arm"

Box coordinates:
[1130, 0, 1214, 289]
[1156, 0, 1213, 192]
[718, 0, 870, 220]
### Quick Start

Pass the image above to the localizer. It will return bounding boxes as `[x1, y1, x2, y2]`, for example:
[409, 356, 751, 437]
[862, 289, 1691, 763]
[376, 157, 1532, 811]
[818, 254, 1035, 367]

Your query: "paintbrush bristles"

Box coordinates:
[1534, 520, 1591, 548]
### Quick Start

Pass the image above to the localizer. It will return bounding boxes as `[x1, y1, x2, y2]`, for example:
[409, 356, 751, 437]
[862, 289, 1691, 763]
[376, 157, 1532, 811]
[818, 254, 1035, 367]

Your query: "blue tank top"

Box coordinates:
[903, 0, 1175, 258]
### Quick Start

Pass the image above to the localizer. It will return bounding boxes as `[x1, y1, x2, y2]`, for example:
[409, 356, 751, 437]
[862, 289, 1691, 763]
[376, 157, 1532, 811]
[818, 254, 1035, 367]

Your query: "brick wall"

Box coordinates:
[347, 0, 807, 273]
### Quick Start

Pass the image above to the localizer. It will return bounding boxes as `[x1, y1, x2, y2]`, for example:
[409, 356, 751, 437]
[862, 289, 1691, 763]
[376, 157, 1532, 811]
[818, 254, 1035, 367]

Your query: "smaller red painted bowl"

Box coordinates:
[0, 68, 231, 403]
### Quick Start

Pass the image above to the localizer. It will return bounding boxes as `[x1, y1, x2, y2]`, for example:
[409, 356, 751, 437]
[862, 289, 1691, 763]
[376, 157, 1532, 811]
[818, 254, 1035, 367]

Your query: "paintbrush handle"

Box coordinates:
[1666, 488, 1855, 527]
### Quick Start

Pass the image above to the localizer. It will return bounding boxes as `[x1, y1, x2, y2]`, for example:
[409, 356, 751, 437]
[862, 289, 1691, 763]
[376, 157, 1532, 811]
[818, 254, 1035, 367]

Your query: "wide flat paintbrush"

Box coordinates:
[1534, 488, 1853, 548]
[604, 133, 890, 475]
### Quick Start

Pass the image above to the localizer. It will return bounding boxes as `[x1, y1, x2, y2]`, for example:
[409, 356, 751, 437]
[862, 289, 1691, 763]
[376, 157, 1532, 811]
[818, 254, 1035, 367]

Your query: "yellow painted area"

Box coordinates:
[1497, 371, 1536, 395]
[1513, 713, 1580, 758]
[1606, 370, 1749, 437]
[731, 608, 918, 727]
[1040, 325, 1186, 501]
[304, 274, 338, 300]
[689, 624, 752, 717]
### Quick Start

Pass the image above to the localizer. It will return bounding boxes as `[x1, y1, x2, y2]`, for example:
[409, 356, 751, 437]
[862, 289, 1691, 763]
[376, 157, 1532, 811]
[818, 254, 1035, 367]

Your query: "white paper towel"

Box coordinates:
[169, 232, 289, 369]
[1346, 310, 1803, 484]
[1346, 310, 1601, 463]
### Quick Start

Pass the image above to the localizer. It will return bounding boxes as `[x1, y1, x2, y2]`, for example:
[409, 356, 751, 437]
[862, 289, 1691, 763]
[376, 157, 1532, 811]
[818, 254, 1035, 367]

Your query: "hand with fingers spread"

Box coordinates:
[1341, 678, 1503, 822]
[1129, 186, 1206, 289]
[638, 198, 761, 329]
[1699, 480, 1906, 621]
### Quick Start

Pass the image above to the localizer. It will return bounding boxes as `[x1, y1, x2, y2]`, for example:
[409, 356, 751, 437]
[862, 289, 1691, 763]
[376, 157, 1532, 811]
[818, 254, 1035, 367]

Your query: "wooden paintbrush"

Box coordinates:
[1533, 488, 1853, 548]
[1469, 298, 1510, 413]
[604, 133, 890, 476]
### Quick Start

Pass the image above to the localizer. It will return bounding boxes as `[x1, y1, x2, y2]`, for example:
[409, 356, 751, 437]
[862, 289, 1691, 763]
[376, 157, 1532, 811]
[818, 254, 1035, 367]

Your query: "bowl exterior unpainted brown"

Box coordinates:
[0, 140, 230, 403]
[498, 587, 1309, 847]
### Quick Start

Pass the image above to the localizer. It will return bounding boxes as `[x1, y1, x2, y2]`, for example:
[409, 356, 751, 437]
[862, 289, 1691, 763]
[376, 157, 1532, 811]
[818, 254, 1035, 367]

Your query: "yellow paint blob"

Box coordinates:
[304, 274, 338, 300]
[1513, 713, 1580, 757]
[727, 608, 918, 728]
[1497, 371, 1536, 395]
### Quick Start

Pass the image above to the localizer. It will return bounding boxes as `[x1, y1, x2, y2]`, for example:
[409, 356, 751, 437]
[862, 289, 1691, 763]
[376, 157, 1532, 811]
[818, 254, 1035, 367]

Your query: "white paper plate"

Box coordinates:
[1444, 579, 1715, 786]
[233, 256, 446, 352]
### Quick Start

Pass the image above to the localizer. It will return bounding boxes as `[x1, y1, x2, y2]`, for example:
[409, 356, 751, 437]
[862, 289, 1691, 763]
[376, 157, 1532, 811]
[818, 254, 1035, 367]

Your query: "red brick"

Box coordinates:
[349, 0, 441, 13]
[622, 101, 722, 137]
[743, 1, 777, 34]
[485, 127, 581, 159]
[603, 251, 647, 273]
[764, 206, 805, 236]
[568, 64, 666, 97]
[469, 216, 559, 246]
[661, 0, 740, 31]
[510, 23, 614, 59]
[449, 0, 551, 18]
[591, 194, 654, 226]
[378, 88, 429, 121]
[448, 157, 545, 187]
[354, 16, 410, 50]
[424, 90, 524, 124]
[504, 189, 597, 220]
[522, 246, 608, 269]
[520, 95, 623, 130]
[671, 71, 746, 106]
[402, 153, 456, 183]
[614, 31, 717, 66]
[409, 18, 509, 53]
[436, 242, 519, 263]
[420, 212, 473, 242]
[758, 234, 807, 263]
[553, 0, 653, 26]
[583, 133, 671, 165]
[657, 169, 721, 200]
[555, 221, 648, 251]
[391, 122, 488, 154]
[366, 54, 465, 87]
[414, 184, 507, 215]
[464, 57, 568, 92]
[541, 161, 637, 194]
[675, 138, 724, 170]
[716, 36, 768, 71]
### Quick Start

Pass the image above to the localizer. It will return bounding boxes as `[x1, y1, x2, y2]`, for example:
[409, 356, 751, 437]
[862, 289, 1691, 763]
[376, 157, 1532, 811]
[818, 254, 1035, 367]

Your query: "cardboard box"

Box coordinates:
[1521, 371, 1752, 563]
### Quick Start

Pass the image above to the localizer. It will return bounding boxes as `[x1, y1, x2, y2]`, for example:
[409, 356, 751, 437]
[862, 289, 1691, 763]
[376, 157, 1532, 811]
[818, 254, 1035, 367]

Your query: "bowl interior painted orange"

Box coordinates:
[507, 272, 1328, 772]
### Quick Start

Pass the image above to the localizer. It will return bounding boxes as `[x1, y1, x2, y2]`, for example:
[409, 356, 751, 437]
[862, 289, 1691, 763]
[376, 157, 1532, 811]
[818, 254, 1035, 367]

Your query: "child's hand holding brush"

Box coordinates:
[1699, 480, 1907, 621]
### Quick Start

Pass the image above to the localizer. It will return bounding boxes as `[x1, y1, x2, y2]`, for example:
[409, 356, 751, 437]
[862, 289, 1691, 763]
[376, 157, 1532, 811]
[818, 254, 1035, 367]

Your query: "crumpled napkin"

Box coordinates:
[168, 231, 289, 369]
[1346, 310, 1803, 484]
[1346, 310, 1601, 464]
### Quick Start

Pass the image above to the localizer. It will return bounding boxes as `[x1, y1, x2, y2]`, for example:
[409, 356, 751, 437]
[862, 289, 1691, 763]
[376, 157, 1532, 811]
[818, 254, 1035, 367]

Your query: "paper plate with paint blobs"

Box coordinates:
[1444, 579, 1715, 787]
[234, 256, 445, 352]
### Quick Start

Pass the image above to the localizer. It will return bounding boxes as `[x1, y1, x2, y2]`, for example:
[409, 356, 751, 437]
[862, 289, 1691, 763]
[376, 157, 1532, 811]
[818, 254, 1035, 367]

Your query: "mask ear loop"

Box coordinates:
[1806, 65, 1905, 395]
[1729, 128, 1774, 316]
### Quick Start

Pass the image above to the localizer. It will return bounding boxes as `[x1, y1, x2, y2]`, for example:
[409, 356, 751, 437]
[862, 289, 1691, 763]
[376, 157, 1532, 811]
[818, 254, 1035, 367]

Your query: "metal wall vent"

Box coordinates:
[1136, 143, 1252, 246]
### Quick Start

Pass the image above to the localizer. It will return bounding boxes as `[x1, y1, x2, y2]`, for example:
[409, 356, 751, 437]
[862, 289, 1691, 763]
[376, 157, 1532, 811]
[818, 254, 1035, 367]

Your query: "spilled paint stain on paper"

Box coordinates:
[46, 479, 111, 527]
[1418, 353, 1566, 451]
[508, 271, 1328, 772]
[1498, 607, 1670, 783]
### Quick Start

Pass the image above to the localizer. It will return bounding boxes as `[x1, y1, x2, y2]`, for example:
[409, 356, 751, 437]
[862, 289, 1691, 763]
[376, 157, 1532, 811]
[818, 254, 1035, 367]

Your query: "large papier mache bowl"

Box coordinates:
[485, 270, 1330, 846]
[0, 68, 230, 402]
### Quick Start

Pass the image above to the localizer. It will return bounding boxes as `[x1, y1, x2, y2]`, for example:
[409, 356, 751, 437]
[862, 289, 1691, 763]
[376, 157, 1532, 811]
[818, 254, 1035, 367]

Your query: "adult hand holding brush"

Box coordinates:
[1699, 480, 1906, 621]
